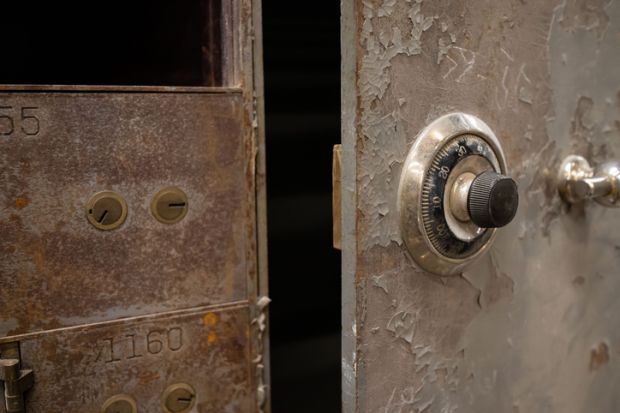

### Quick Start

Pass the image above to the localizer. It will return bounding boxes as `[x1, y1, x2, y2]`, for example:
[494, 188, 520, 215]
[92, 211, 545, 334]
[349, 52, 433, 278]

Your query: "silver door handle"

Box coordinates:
[558, 155, 620, 207]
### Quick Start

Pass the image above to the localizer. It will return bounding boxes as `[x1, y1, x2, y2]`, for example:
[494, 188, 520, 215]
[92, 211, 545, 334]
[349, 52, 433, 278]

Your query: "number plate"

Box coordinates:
[11, 305, 252, 412]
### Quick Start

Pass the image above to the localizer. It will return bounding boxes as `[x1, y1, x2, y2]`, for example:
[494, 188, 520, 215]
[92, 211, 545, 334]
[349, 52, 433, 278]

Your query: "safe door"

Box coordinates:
[341, 0, 620, 412]
[0, 2, 268, 413]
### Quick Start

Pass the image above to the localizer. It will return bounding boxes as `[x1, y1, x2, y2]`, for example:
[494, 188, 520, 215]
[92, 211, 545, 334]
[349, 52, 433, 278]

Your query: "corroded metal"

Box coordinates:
[0, 91, 258, 412]
[0, 1, 268, 412]
[343, 0, 620, 412]
[4, 304, 251, 413]
[0, 92, 248, 337]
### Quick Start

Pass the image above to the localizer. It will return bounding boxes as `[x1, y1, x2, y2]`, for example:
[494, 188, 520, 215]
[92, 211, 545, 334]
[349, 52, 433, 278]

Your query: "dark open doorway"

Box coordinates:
[263, 2, 341, 412]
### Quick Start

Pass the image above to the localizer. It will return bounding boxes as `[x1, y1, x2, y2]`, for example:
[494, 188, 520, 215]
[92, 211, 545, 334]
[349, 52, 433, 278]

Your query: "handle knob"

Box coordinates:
[558, 155, 620, 207]
[467, 170, 519, 228]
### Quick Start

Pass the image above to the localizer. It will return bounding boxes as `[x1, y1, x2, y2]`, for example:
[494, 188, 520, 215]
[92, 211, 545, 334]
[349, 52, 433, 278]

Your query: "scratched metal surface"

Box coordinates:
[342, 0, 620, 412]
[0, 92, 250, 337]
[0, 304, 252, 413]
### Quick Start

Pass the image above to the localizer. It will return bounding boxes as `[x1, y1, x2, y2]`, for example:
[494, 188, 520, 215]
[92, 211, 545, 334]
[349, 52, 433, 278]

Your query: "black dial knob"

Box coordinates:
[468, 170, 519, 228]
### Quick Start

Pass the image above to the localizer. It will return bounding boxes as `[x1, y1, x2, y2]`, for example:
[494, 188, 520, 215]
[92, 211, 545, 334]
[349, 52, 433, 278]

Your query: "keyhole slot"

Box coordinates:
[151, 187, 189, 224]
[100, 394, 137, 413]
[97, 209, 109, 224]
[161, 383, 197, 413]
[86, 191, 127, 231]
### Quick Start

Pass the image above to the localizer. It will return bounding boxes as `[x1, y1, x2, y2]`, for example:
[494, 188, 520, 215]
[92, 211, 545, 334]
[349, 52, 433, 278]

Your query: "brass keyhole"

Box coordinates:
[101, 394, 137, 413]
[86, 191, 128, 231]
[161, 383, 196, 413]
[151, 187, 189, 224]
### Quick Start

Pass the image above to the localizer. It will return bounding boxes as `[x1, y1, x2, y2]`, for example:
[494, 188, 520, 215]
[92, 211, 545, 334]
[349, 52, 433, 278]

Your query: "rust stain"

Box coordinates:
[203, 312, 220, 327]
[32, 244, 46, 275]
[0, 1, 264, 411]
[590, 342, 610, 371]
[15, 197, 29, 209]
[16, 305, 252, 412]
[0, 93, 247, 337]
[138, 370, 161, 385]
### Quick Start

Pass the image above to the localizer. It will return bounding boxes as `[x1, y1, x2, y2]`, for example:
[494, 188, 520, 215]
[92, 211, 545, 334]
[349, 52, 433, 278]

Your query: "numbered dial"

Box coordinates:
[421, 134, 500, 259]
[398, 113, 513, 276]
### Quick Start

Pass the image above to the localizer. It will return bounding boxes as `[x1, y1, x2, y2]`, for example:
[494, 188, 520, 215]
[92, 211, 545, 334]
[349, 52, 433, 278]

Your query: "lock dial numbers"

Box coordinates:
[421, 134, 500, 259]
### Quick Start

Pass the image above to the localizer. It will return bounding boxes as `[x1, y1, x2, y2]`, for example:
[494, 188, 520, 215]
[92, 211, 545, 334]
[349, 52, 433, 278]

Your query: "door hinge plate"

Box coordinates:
[1, 343, 33, 413]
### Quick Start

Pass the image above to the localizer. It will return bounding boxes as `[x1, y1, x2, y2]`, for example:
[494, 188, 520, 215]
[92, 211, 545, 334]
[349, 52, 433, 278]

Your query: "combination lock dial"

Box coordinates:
[398, 113, 518, 276]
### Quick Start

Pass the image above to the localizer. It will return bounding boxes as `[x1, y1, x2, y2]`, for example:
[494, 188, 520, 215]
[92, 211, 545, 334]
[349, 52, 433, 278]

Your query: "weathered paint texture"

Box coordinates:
[343, 0, 620, 412]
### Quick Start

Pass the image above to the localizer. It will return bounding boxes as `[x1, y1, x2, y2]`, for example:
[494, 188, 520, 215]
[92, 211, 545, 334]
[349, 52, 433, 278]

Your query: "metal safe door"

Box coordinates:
[342, 1, 620, 412]
[0, 2, 268, 413]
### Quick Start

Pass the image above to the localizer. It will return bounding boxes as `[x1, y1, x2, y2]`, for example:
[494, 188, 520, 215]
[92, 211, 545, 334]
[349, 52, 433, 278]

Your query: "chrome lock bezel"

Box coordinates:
[397, 113, 508, 276]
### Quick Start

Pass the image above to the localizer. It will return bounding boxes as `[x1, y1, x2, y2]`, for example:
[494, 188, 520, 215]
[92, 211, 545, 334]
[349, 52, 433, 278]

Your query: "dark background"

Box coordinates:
[0, 1, 225, 86]
[263, 2, 342, 412]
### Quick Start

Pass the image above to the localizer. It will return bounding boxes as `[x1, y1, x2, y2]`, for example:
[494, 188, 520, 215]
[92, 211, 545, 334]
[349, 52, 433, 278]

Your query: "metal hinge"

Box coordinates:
[0, 343, 33, 413]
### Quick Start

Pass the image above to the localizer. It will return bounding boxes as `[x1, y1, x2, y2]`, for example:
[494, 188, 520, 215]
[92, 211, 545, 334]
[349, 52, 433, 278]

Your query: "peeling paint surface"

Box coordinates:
[343, 0, 620, 411]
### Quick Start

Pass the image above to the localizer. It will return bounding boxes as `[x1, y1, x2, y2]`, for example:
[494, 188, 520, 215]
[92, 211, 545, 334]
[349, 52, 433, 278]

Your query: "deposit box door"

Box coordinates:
[0, 2, 269, 413]
[341, 0, 620, 412]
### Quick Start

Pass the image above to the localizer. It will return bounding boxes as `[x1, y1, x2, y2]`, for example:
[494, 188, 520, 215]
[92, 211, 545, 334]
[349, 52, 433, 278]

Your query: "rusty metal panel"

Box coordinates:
[0, 1, 268, 412]
[342, 0, 620, 412]
[0, 92, 249, 337]
[2, 304, 251, 413]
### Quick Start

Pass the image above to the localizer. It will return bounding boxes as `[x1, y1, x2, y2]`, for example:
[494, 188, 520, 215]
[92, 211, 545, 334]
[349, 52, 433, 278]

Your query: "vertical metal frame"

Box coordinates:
[249, 1, 271, 412]
[341, 1, 358, 412]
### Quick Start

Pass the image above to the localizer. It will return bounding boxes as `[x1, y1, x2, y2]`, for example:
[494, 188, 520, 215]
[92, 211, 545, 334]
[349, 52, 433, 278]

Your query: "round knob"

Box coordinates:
[468, 170, 519, 228]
